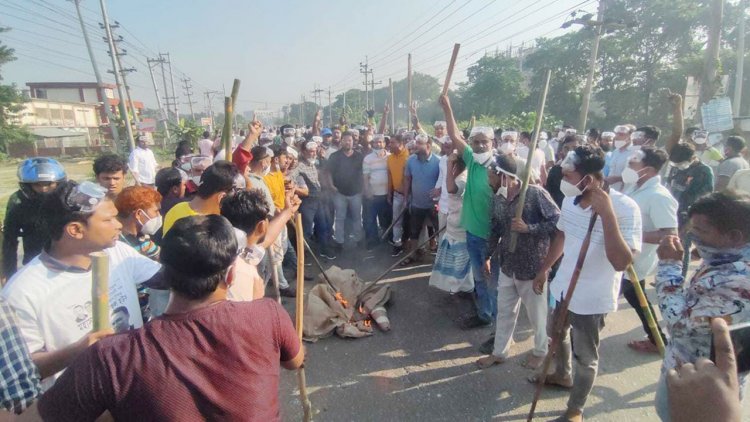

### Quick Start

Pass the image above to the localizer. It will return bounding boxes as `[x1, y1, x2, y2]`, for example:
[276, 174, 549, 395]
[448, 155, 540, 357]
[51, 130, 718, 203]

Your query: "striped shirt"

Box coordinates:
[0, 298, 41, 414]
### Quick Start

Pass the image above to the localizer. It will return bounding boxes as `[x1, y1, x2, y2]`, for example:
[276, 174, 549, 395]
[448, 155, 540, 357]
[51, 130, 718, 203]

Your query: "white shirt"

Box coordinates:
[608, 145, 637, 191]
[363, 150, 390, 196]
[324, 146, 339, 159]
[128, 146, 158, 184]
[1, 242, 160, 385]
[198, 138, 215, 157]
[550, 190, 642, 315]
[624, 176, 678, 280]
[517, 146, 546, 182]
[446, 171, 467, 240]
[435, 155, 450, 215]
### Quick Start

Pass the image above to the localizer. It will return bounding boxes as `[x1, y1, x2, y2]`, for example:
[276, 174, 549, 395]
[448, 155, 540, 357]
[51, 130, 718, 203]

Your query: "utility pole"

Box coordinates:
[698, 0, 724, 120]
[360, 57, 371, 111]
[146, 58, 170, 143]
[157, 54, 173, 123]
[311, 84, 324, 108]
[106, 28, 140, 124]
[578, 0, 604, 133]
[735, 0, 746, 118]
[72, 0, 119, 144]
[98, 0, 134, 152]
[164, 52, 179, 122]
[203, 90, 221, 131]
[370, 75, 382, 110]
[182, 77, 196, 120]
[327, 87, 332, 127]
[389, 78, 395, 132]
[299, 95, 304, 124]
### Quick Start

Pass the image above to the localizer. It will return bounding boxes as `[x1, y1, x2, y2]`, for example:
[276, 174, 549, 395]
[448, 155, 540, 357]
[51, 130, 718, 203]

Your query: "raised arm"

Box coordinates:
[378, 104, 389, 135]
[438, 94, 468, 155]
[311, 109, 322, 136]
[665, 92, 684, 155]
[239, 116, 262, 152]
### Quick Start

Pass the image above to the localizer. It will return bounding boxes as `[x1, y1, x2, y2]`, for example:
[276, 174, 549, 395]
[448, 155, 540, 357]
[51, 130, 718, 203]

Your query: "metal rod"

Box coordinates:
[380, 205, 407, 241]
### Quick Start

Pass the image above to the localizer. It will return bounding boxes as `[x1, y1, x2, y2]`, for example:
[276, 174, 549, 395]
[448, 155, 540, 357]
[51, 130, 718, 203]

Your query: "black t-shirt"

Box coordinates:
[327, 150, 364, 196]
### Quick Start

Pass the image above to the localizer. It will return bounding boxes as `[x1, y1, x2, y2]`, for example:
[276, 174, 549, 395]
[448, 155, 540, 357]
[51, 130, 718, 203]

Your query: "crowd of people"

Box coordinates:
[1, 90, 749, 421]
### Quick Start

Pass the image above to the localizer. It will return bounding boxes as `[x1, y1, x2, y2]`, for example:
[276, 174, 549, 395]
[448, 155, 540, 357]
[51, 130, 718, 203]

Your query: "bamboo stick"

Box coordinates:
[441, 43, 461, 96]
[91, 252, 110, 331]
[294, 213, 312, 421]
[407, 54, 413, 126]
[380, 205, 407, 241]
[528, 212, 598, 421]
[510, 69, 552, 253]
[626, 265, 666, 356]
[223, 79, 241, 161]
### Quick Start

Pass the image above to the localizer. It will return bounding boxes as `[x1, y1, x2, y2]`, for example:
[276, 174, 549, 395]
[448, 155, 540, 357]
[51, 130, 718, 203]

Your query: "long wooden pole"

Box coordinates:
[91, 252, 110, 331]
[509, 69, 552, 252]
[380, 205, 408, 241]
[527, 213, 598, 421]
[268, 246, 281, 304]
[294, 214, 312, 421]
[223, 79, 241, 161]
[442, 43, 461, 96]
[626, 265, 666, 356]
[389, 78, 395, 132]
[407, 54, 413, 127]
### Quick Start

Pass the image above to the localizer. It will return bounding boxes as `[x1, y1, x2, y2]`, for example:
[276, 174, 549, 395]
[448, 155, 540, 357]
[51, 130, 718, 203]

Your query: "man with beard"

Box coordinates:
[363, 134, 392, 249]
[325, 131, 365, 250]
[401, 134, 440, 264]
[387, 134, 410, 256]
[2, 158, 66, 280]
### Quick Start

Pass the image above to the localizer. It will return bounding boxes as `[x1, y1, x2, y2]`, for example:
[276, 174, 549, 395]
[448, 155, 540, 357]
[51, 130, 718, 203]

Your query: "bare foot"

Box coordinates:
[522, 354, 545, 370]
[527, 372, 573, 388]
[627, 339, 659, 354]
[476, 355, 506, 369]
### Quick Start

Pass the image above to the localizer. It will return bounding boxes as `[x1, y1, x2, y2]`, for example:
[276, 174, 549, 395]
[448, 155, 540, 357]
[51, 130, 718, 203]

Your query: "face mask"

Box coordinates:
[693, 136, 707, 145]
[138, 210, 163, 236]
[689, 235, 745, 266]
[473, 151, 493, 166]
[189, 175, 202, 186]
[283, 136, 294, 145]
[499, 142, 515, 155]
[538, 139, 548, 149]
[673, 161, 691, 171]
[262, 165, 271, 176]
[557, 131, 565, 139]
[560, 177, 586, 198]
[372, 147, 384, 154]
[621, 167, 647, 185]
[614, 140, 628, 149]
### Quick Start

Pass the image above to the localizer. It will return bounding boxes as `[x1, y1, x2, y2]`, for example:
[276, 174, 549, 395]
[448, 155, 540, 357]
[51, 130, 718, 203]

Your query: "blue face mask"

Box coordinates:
[687, 234, 745, 266]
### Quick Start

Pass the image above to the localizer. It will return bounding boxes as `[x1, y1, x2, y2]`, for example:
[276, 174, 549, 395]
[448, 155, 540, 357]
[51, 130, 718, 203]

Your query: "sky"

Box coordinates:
[1, 0, 596, 116]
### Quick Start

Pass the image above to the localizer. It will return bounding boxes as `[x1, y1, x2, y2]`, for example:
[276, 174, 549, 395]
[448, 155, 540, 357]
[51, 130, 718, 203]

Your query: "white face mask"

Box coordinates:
[614, 140, 628, 150]
[473, 151, 493, 166]
[499, 142, 516, 155]
[693, 136, 707, 145]
[241, 244, 266, 266]
[138, 210, 163, 236]
[673, 161, 691, 171]
[262, 165, 271, 176]
[621, 167, 646, 185]
[538, 139, 548, 149]
[560, 177, 586, 197]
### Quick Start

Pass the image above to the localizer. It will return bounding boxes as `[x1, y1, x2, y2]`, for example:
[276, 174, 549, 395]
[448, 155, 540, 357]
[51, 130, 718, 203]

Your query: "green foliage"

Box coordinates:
[454, 55, 526, 121]
[169, 118, 205, 148]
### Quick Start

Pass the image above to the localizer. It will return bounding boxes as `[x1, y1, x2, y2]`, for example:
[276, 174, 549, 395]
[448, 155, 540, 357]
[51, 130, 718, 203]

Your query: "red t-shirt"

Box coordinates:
[232, 147, 252, 174]
[38, 299, 300, 422]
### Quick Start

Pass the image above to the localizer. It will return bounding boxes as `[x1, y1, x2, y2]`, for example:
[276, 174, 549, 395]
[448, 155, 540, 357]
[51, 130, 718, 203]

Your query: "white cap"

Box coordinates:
[614, 125, 630, 134]
[500, 131, 518, 141]
[469, 126, 494, 139]
[538, 131, 548, 140]
[433, 120, 447, 128]
[312, 136, 323, 143]
[286, 146, 299, 159]
[372, 134, 385, 142]
[304, 141, 318, 151]
[601, 131, 615, 139]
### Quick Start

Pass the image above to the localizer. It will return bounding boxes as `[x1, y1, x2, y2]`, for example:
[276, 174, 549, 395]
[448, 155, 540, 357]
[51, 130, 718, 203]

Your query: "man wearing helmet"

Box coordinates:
[2, 158, 66, 280]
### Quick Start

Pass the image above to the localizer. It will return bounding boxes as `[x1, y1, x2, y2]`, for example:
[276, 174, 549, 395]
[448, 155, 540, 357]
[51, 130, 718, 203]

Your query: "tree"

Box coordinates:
[454, 54, 526, 121]
[0, 28, 32, 154]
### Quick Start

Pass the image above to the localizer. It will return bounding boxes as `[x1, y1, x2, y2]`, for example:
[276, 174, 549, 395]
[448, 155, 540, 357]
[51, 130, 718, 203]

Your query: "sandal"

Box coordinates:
[527, 372, 573, 389]
[476, 355, 505, 369]
[521, 354, 545, 370]
[627, 339, 659, 354]
[400, 256, 416, 267]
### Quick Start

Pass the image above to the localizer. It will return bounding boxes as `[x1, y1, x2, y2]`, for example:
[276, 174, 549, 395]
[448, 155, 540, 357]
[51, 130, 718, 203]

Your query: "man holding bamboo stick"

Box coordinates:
[37, 215, 304, 421]
[439, 94, 497, 330]
[529, 145, 641, 422]
[1, 181, 161, 387]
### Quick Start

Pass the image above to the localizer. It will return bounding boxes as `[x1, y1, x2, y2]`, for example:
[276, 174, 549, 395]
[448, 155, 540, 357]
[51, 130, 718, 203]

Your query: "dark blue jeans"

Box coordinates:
[466, 231, 497, 323]
[363, 195, 392, 242]
[299, 196, 330, 244]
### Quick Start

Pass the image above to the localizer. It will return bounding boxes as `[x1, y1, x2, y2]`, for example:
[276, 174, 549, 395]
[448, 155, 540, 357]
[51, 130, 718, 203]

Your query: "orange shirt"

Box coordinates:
[387, 148, 409, 193]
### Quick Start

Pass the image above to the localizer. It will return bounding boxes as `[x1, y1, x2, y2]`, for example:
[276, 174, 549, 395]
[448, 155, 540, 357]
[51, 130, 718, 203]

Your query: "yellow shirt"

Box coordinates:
[162, 201, 200, 235]
[263, 171, 286, 210]
[387, 148, 410, 193]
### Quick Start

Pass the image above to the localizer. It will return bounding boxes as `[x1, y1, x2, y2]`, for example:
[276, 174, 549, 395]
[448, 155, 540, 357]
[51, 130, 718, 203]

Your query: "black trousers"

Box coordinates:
[620, 278, 667, 345]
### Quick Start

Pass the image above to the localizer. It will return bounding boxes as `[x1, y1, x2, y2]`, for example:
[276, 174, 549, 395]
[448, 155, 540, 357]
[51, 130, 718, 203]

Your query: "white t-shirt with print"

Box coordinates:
[1, 242, 160, 382]
[550, 190, 642, 315]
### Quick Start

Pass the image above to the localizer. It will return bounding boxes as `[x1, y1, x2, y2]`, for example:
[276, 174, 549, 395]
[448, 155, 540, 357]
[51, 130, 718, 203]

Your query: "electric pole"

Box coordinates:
[360, 57, 372, 110]
[105, 28, 140, 124]
[182, 77, 196, 120]
[370, 75, 382, 110]
[203, 90, 221, 131]
[157, 54, 174, 123]
[98, 0, 134, 152]
[72, 0, 119, 144]
[146, 58, 170, 144]
[328, 87, 332, 127]
[734, 0, 746, 118]
[164, 52, 179, 122]
[311, 84, 324, 108]
[698, 0, 724, 119]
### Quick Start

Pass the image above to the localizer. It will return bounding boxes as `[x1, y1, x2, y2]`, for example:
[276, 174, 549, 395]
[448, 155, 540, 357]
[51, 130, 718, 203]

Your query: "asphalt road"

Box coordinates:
[277, 240, 750, 421]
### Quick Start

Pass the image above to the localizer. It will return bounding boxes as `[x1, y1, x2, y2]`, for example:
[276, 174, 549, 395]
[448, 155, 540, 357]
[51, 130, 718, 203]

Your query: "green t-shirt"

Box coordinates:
[460, 147, 493, 239]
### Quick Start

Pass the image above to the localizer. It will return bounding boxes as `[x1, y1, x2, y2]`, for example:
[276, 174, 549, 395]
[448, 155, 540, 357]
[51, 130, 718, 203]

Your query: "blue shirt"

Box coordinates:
[405, 153, 440, 209]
